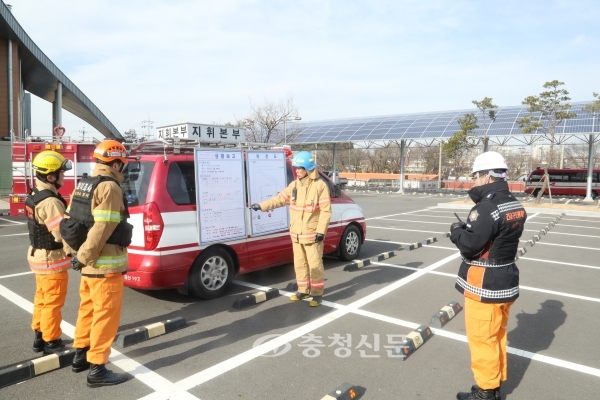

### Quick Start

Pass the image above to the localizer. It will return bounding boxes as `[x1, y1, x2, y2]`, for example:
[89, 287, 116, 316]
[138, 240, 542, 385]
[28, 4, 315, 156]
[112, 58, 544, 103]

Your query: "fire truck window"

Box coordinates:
[167, 161, 196, 205]
[286, 163, 294, 185]
[121, 161, 155, 207]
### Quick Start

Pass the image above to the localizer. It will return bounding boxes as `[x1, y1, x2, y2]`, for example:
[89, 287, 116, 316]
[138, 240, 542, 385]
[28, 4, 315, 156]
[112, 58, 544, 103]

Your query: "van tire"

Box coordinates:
[592, 191, 598, 200]
[188, 247, 234, 299]
[532, 189, 540, 197]
[338, 225, 361, 261]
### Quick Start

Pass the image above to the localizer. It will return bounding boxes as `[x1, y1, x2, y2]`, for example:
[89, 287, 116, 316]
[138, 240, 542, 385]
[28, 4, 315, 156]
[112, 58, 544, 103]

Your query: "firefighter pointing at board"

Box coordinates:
[450, 151, 527, 400]
[26, 151, 72, 355]
[251, 151, 331, 307]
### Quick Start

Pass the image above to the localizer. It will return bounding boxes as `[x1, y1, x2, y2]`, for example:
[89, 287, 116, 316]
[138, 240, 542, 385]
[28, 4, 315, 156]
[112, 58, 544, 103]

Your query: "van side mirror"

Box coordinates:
[332, 184, 342, 198]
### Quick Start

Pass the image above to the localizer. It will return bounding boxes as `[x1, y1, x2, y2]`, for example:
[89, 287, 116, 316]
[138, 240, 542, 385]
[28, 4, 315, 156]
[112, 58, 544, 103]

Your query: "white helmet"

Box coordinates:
[471, 151, 508, 178]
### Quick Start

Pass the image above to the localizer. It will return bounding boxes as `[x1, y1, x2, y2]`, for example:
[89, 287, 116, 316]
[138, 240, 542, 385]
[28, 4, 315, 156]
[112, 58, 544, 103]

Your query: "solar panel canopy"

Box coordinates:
[295, 102, 598, 144]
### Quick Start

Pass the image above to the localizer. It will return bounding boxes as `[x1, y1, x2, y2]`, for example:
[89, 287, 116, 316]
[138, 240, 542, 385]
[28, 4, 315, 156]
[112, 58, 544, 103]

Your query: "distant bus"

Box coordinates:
[525, 168, 600, 199]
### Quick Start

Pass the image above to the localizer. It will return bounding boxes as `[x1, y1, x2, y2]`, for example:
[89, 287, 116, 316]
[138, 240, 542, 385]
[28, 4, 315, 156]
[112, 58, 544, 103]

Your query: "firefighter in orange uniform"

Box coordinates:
[251, 151, 331, 306]
[450, 151, 527, 400]
[27, 151, 72, 354]
[61, 140, 131, 387]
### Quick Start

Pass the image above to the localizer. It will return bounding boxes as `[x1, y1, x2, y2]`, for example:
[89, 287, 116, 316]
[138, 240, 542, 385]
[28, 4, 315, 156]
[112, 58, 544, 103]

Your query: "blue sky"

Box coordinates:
[12, 0, 600, 140]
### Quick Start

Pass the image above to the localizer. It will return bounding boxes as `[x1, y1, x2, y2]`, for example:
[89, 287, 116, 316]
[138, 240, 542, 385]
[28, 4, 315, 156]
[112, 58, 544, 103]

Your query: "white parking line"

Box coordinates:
[524, 230, 600, 239]
[0, 217, 25, 225]
[372, 261, 600, 303]
[0, 271, 34, 280]
[239, 267, 600, 382]
[365, 208, 430, 221]
[168, 253, 461, 393]
[0, 233, 28, 237]
[0, 283, 199, 400]
[525, 221, 600, 230]
[368, 226, 444, 234]
[377, 218, 449, 225]
[518, 257, 600, 271]
[519, 240, 600, 251]
[352, 308, 600, 379]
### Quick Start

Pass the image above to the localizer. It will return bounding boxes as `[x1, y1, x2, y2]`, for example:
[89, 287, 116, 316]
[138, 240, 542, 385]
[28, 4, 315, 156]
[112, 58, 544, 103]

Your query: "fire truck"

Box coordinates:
[9, 136, 97, 216]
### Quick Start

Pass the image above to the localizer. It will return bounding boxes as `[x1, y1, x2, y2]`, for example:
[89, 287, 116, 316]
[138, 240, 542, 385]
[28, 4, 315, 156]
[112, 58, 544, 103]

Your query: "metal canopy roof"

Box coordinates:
[296, 101, 598, 144]
[0, 4, 122, 139]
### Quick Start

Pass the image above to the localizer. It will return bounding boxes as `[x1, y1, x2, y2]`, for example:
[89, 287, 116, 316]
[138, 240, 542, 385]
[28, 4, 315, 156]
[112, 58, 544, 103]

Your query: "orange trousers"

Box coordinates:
[465, 297, 514, 390]
[31, 271, 69, 342]
[292, 242, 325, 296]
[73, 274, 124, 365]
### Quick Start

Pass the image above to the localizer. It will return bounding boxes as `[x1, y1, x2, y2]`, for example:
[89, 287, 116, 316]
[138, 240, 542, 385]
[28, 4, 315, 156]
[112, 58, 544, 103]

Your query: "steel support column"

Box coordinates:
[584, 134, 595, 202]
[53, 82, 63, 134]
[398, 139, 405, 193]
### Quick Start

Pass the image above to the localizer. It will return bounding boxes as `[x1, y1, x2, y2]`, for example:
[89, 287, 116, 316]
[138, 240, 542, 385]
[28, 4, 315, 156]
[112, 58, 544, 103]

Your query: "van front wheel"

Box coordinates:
[338, 225, 361, 261]
[188, 247, 234, 299]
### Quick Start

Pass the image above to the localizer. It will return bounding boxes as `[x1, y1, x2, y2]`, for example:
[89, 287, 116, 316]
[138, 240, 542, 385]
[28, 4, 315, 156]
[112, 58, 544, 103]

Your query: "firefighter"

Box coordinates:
[251, 151, 331, 306]
[450, 151, 527, 400]
[62, 140, 131, 387]
[27, 150, 72, 355]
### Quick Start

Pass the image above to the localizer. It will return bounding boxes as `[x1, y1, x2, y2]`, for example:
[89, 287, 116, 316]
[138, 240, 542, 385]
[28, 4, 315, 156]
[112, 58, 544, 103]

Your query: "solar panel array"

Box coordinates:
[295, 102, 598, 144]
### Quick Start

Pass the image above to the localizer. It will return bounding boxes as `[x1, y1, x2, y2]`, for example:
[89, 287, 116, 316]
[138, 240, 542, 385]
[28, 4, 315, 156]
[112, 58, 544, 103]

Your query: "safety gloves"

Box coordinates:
[450, 222, 465, 233]
[250, 204, 262, 211]
[71, 254, 85, 271]
[315, 233, 325, 243]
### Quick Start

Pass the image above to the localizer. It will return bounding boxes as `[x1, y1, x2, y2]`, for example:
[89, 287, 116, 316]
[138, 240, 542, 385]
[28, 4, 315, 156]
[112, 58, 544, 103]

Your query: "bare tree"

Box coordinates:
[122, 129, 138, 143]
[236, 96, 301, 144]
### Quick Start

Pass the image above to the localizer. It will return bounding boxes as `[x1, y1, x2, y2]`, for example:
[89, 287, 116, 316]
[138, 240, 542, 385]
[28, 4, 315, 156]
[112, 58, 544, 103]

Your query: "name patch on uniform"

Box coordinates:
[506, 210, 525, 221]
[469, 210, 479, 221]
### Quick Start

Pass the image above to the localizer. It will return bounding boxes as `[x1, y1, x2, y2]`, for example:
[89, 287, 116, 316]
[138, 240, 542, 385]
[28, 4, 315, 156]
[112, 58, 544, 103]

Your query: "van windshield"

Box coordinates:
[121, 161, 155, 207]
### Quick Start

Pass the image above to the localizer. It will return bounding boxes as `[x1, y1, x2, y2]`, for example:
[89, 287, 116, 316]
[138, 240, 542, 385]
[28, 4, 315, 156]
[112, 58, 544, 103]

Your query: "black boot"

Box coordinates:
[33, 330, 45, 353]
[43, 338, 66, 355]
[72, 347, 90, 373]
[457, 385, 499, 400]
[87, 363, 128, 388]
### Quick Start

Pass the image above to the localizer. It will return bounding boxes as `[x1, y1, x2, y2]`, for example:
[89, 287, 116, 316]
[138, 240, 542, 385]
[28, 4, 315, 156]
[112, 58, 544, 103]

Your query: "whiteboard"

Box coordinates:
[247, 150, 289, 235]
[194, 149, 246, 244]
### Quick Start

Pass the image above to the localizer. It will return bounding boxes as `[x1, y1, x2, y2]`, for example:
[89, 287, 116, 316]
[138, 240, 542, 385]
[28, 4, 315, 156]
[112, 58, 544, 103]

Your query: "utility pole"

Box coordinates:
[79, 127, 87, 142]
[142, 116, 154, 140]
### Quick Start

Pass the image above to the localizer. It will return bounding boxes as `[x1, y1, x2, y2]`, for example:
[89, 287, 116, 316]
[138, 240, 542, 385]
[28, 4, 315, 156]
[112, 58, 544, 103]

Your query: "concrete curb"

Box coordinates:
[393, 325, 434, 361]
[430, 301, 462, 328]
[321, 382, 365, 400]
[114, 317, 187, 347]
[232, 288, 280, 309]
[0, 349, 76, 389]
[344, 251, 397, 272]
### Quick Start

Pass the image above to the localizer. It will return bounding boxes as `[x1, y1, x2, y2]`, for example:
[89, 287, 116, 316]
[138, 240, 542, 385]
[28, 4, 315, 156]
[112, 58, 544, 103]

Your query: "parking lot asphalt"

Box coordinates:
[1, 193, 599, 399]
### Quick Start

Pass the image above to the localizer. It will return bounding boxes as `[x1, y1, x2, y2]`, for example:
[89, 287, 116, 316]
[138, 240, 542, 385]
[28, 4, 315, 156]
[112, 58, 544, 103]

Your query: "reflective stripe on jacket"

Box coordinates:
[259, 169, 332, 244]
[65, 164, 128, 275]
[26, 179, 71, 274]
[450, 181, 526, 303]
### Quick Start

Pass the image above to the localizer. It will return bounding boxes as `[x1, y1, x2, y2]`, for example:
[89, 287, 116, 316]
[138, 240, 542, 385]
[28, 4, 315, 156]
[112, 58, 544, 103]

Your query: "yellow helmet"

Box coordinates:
[94, 140, 128, 165]
[32, 150, 72, 175]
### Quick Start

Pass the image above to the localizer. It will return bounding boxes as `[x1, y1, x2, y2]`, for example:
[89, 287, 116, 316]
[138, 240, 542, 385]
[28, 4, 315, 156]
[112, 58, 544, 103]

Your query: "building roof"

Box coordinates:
[0, 3, 122, 139]
[296, 102, 598, 144]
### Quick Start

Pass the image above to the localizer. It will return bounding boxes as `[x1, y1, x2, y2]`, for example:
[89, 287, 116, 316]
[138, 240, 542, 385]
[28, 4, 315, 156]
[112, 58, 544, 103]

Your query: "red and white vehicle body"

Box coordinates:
[525, 168, 600, 199]
[10, 137, 96, 216]
[123, 140, 367, 298]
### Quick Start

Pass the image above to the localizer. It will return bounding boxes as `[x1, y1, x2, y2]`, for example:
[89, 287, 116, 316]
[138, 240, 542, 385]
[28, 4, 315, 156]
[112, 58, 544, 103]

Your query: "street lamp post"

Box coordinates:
[283, 116, 302, 145]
